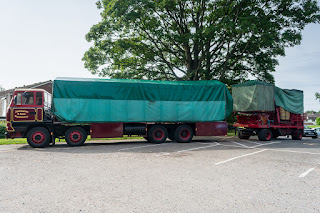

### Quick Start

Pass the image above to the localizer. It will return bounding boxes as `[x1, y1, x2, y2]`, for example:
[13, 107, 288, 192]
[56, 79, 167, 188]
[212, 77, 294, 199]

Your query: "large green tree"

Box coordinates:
[316, 92, 320, 101]
[83, 0, 320, 84]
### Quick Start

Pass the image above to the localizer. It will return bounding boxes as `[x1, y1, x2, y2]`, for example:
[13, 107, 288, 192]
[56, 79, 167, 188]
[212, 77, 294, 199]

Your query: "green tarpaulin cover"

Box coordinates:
[232, 81, 303, 114]
[52, 77, 233, 123]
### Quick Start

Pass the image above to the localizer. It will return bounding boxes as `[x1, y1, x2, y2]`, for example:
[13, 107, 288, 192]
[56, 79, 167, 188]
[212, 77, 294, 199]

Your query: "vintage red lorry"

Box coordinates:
[232, 81, 304, 141]
[6, 78, 233, 148]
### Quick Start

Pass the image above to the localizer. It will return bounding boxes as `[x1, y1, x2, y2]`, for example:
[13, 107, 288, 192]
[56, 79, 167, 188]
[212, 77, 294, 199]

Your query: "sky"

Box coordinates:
[0, 0, 319, 112]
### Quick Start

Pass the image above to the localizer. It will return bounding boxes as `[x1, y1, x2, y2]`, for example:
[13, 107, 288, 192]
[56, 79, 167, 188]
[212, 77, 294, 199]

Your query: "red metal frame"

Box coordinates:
[234, 107, 304, 131]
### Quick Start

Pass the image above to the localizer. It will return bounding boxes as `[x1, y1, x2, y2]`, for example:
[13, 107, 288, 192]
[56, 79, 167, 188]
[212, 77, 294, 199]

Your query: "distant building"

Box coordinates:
[0, 80, 52, 117]
[305, 113, 320, 125]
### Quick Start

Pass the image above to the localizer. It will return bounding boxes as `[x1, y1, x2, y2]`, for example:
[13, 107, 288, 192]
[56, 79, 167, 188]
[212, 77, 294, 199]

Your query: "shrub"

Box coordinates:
[0, 123, 6, 138]
[316, 117, 320, 125]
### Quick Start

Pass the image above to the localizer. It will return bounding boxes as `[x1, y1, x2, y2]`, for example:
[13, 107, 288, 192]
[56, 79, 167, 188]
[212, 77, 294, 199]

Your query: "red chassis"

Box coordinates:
[234, 108, 304, 141]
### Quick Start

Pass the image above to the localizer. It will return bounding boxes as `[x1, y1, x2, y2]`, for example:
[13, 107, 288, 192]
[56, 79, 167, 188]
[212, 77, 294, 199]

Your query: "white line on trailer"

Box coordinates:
[215, 149, 267, 165]
[118, 144, 163, 151]
[231, 141, 250, 148]
[299, 168, 315, 178]
[156, 143, 219, 156]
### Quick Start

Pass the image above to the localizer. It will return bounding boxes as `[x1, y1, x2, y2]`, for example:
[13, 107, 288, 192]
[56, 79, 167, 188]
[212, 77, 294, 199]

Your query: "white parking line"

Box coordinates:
[231, 141, 250, 148]
[251, 141, 281, 148]
[299, 168, 315, 178]
[156, 143, 219, 156]
[216, 143, 246, 148]
[245, 141, 262, 145]
[267, 149, 320, 156]
[118, 144, 162, 151]
[215, 149, 267, 165]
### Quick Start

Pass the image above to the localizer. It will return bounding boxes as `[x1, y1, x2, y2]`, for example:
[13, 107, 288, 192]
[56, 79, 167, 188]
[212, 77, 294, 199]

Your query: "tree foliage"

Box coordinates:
[316, 117, 320, 125]
[83, 0, 320, 84]
[316, 92, 320, 101]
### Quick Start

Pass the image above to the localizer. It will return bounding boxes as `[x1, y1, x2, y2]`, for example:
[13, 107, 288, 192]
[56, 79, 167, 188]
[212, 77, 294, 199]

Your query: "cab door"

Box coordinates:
[12, 91, 38, 122]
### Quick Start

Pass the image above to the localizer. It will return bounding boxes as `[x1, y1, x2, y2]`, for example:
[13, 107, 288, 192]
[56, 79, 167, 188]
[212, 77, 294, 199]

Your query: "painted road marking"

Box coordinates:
[215, 149, 267, 165]
[156, 143, 219, 156]
[118, 144, 163, 151]
[216, 143, 246, 148]
[303, 143, 318, 146]
[251, 141, 281, 148]
[299, 168, 315, 178]
[245, 141, 262, 145]
[267, 149, 320, 156]
[231, 141, 250, 148]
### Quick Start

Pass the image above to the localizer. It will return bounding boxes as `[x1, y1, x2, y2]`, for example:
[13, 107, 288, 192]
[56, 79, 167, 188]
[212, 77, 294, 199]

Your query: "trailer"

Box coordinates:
[6, 77, 233, 148]
[232, 81, 304, 141]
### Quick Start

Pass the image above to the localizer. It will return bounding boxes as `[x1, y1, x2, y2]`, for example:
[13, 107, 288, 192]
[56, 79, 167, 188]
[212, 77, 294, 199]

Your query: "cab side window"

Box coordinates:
[21, 92, 34, 105]
[36, 92, 43, 106]
[15, 93, 22, 105]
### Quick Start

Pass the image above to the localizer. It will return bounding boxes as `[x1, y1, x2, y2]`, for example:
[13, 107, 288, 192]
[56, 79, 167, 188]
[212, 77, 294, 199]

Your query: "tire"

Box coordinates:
[27, 127, 51, 148]
[258, 129, 272, 141]
[65, 127, 87, 147]
[148, 125, 168, 144]
[292, 130, 302, 140]
[238, 131, 250, 140]
[312, 136, 318, 139]
[174, 125, 193, 143]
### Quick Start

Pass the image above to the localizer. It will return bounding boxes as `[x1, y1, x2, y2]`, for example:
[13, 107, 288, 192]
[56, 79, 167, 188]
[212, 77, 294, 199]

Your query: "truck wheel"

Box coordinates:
[238, 131, 250, 139]
[174, 125, 193, 143]
[148, 125, 167, 144]
[258, 129, 272, 141]
[27, 127, 50, 148]
[65, 127, 87, 146]
[292, 130, 302, 140]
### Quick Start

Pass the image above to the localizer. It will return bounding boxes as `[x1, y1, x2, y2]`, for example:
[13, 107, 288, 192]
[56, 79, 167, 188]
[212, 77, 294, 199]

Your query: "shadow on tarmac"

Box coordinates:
[16, 136, 320, 154]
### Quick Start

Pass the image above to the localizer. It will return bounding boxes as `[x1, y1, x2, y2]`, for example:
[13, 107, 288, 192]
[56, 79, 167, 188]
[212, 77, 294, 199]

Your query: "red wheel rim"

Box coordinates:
[265, 131, 271, 140]
[32, 132, 45, 144]
[180, 129, 190, 140]
[70, 131, 82, 143]
[153, 129, 164, 141]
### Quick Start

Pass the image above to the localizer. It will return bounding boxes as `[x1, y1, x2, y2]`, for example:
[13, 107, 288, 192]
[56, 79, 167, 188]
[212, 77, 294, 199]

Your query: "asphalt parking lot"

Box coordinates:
[0, 136, 319, 213]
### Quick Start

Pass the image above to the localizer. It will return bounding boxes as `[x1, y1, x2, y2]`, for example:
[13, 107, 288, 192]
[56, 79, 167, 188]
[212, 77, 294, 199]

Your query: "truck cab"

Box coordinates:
[6, 89, 52, 139]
